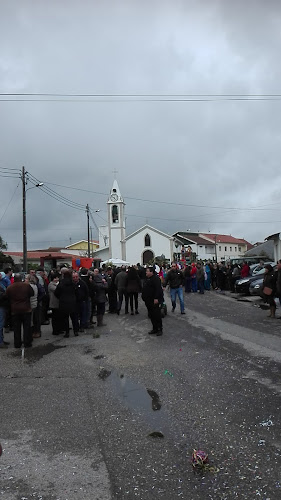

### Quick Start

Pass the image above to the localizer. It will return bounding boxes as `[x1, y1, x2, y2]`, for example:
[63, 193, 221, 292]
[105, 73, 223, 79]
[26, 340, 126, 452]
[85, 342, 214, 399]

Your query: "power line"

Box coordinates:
[27, 173, 86, 209]
[124, 214, 281, 224]
[0, 166, 20, 171]
[41, 180, 281, 212]
[1, 93, 281, 102]
[0, 181, 20, 225]
[27, 176, 86, 212]
[0, 174, 20, 179]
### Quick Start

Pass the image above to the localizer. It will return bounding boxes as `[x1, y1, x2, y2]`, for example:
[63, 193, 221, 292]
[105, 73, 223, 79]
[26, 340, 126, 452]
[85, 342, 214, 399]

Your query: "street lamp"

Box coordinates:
[21, 166, 43, 272]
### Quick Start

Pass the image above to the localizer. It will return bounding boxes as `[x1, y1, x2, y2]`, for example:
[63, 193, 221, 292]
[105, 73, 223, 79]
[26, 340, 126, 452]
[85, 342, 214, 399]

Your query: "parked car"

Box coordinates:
[249, 264, 277, 296]
[250, 261, 275, 276]
[235, 267, 268, 294]
[249, 277, 264, 296]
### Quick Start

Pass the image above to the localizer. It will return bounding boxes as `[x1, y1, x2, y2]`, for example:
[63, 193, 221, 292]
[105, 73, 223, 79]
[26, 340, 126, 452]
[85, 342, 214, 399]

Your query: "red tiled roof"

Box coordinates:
[174, 232, 214, 246]
[202, 234, 252, 246]
[4, 251, 77, 259]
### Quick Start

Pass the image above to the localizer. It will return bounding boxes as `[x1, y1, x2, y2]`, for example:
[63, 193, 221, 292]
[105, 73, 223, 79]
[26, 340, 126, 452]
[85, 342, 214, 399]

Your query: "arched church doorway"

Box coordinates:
[142, 250, 154, 265]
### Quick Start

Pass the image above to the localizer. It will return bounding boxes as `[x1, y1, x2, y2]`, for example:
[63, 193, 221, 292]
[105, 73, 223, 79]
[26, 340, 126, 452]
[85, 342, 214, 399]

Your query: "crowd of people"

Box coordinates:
[1, 258, 281, 349]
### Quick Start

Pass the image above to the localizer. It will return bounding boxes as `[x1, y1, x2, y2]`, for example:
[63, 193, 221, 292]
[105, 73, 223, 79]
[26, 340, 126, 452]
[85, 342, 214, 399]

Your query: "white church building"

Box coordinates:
[94, 180, 174, 265]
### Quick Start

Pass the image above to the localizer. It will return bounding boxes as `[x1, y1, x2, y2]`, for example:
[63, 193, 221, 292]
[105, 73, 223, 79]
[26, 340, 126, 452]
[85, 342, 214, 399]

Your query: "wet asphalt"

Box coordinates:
[0, 289, 281, 499]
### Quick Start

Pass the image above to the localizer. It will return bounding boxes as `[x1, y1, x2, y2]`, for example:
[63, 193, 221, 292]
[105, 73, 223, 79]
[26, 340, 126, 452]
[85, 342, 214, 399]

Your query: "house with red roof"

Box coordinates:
[173, 232, 253, 261]
[202, 234, 253, 261]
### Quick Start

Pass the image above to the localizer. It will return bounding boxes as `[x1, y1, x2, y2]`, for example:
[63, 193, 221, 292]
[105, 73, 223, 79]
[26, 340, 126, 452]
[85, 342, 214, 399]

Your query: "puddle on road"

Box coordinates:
[106, 371, 173, 438]
[10, 343, 66, 363]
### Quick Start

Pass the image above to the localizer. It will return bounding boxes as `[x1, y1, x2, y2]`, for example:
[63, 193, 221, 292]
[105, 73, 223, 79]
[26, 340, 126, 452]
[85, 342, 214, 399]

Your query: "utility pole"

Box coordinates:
[86, 204, 90, 258]
[90, 226, 93, 257]
[21, 166, 27, 273]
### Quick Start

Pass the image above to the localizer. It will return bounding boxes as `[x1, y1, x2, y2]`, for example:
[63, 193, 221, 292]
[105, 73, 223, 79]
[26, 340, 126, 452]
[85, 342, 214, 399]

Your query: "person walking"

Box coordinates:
[142, 266, 163, 335]
[54, 270, 79, 337]
[163, 262, 185, 314]
[115, 266, 129, 315]
[6, 274, 34, 348]
[126, 266, 142, 315]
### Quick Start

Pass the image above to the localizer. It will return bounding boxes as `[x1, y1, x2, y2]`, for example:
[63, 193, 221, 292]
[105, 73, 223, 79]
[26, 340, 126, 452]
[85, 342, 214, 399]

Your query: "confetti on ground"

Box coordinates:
[164, 370, 173, 377]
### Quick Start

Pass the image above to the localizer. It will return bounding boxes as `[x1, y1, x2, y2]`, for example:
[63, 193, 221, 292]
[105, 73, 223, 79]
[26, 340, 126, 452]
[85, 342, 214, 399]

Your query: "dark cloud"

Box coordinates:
[1, 0, 281, 250]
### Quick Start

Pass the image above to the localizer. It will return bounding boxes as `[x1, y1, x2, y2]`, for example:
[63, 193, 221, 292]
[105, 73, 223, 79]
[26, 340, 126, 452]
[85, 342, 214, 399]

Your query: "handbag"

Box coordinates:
[263, 286, 272, 296]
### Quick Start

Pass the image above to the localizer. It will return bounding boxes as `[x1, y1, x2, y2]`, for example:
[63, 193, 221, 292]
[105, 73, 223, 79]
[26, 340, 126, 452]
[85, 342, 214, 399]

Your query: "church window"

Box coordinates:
[112, 205, 119, 223]
[145, 233, 151, 247]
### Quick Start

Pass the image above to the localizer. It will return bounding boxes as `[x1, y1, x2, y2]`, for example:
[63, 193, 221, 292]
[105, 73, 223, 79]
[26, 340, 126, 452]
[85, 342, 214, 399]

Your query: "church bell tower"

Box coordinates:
[107, 180, 126, 260]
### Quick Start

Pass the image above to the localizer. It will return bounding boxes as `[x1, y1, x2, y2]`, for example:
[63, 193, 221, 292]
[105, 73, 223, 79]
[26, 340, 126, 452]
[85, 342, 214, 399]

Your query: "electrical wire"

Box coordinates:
[0, 174, 20, 178]
[0, 166, 20, 171]
[27, 172, 86, 209]
[3, 93, 281, 96]
[27, 176, 86, 211]
[0, 181, 20, 225]
[41, 180, 281, 212]
[1, 93, 281, 102]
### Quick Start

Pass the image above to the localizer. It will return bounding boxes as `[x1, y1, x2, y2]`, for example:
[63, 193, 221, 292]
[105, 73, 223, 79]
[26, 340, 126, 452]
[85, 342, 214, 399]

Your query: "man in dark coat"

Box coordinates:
[115, 266, 129, 315]
[142, 266, 163, 336]
[106, 267, 117, 313]
[6, 274, 34, 348]
[54, 270, 79, 337]
[93, 269, 108, 327]
[72, 271, 89, 331]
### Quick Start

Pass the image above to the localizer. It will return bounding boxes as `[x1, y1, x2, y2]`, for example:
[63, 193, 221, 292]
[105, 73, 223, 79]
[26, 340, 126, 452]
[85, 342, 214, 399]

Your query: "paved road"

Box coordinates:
[1, 290, 281, 499]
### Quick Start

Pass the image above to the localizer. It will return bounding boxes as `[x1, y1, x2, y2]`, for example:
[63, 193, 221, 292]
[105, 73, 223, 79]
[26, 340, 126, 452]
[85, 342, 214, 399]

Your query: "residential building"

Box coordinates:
[202, 234, 253, 261]
[266, 232, 281, 262]
[60, 239, 99, 257]
[173, 232, 216, 261]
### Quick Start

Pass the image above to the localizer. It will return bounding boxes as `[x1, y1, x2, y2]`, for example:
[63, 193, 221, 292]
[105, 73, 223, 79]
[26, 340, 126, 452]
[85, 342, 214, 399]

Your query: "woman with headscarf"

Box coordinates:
[262, 264, 277, 318]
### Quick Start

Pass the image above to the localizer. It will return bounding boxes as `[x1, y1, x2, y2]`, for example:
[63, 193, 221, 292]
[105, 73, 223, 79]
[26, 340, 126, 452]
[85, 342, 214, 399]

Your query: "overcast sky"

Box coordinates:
[1, 0, 281, 251]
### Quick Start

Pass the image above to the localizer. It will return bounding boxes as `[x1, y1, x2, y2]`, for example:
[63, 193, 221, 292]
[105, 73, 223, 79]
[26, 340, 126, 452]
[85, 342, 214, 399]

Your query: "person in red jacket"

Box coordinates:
[241, 261, 250, 278]
[191, 262, 197, 292]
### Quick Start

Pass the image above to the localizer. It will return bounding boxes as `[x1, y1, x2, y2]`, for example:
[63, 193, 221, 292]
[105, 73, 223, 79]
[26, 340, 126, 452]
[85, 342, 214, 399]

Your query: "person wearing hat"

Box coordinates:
[142, 266, 163, 335]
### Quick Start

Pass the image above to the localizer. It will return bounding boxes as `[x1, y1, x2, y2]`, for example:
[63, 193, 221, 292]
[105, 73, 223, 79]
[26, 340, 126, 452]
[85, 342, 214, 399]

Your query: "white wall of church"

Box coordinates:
[126, 228, 173, 265]
[98, 225, 109, 249]
[110, 228, 125, 259]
